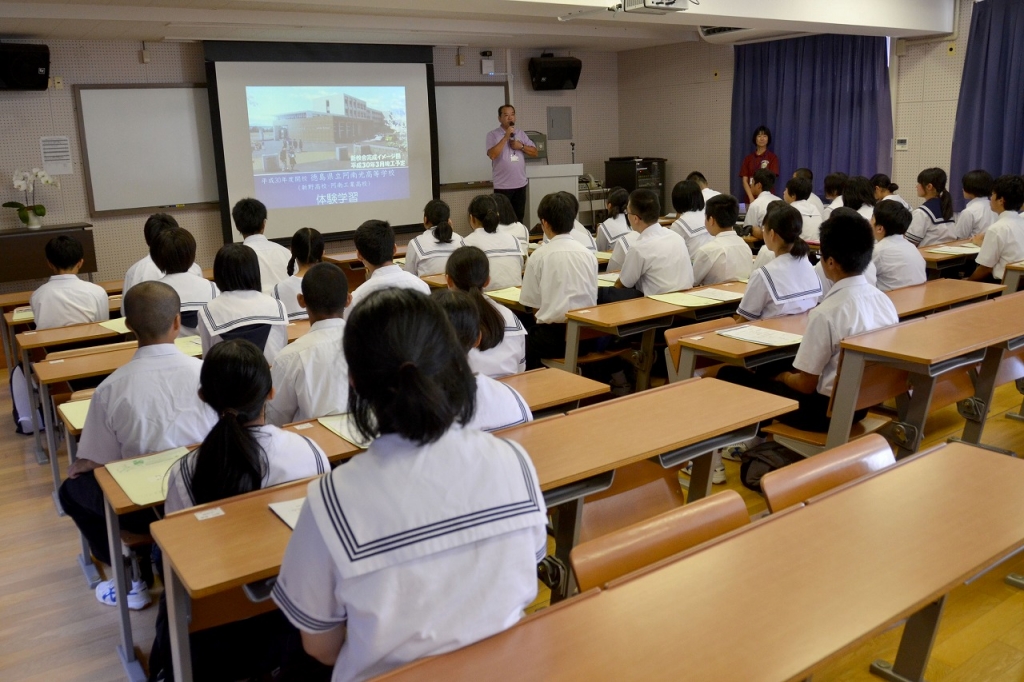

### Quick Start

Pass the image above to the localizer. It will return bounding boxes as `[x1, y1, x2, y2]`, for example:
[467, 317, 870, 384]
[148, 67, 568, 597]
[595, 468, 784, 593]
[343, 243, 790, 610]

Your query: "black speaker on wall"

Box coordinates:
[0, 44, 50, 91]
[528, 57, 582, 91]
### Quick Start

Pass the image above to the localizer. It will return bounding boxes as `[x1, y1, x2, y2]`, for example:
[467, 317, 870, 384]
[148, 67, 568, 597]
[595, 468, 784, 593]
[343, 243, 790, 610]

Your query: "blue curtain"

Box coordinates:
[730, 35, 893, 200]
[950, 0, 1024, 211]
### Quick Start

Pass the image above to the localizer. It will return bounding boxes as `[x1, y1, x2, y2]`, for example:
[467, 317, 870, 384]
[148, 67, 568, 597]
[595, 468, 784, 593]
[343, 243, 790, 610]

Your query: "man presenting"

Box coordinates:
[486, 104, 537, 223]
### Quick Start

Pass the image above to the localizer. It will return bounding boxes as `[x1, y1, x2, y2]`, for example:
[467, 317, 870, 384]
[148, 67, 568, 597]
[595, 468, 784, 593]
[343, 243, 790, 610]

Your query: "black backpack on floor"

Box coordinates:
[739, 441, 805, 492]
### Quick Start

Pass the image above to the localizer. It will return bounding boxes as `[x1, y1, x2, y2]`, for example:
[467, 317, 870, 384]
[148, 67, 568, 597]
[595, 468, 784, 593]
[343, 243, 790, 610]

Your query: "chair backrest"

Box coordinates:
[46, 340, 138, 361]
[570, 489, 749, 592]
[664, 318, 735, 376]
[578, 459, 686, 544]
[760, 433, 894, 512]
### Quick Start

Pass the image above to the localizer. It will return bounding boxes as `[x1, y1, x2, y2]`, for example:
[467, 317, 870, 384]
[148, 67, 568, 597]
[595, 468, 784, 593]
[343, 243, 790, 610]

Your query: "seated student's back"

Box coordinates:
[905, 168, 957, 246]
[153, 227, 218, 337]
[971, 175, 1024, 282]
[122, 213, 203, 314]
[542, 191, 598, 252]
[842, 176, 876, 222]
[871, 200, 926, 291]
[404, 199, 465, 276]
[596, 187, 632, 252]
[692, 194, 753, 286]
[233, 197, 292, 294]
[273, 227, 324, 321]
[463, 195, 524, 291]
[617, 188, 693, 295]
[956, 170, 997, 239]
[669, 180, 713, 257]
[784, 176, 823, 241]
[346, 219, 431, 317]
[493, 193, 532, 256]
[30, 235, 109, 329]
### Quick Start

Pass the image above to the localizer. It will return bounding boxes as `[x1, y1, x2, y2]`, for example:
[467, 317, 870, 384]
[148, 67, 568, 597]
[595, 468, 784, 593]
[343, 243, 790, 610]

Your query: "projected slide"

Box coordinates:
[246, 86, 409, 209]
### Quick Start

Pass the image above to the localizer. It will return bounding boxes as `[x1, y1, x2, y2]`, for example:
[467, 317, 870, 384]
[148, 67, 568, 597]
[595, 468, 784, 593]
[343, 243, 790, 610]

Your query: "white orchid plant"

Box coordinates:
[4, 169, 58, 225]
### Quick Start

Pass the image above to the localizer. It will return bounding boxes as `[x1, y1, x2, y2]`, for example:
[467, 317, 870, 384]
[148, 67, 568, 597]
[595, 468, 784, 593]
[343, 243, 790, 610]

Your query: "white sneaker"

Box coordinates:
[722, 436, 766, 462]
[680, 461, 727, 485]
[95, 579, 151, 610]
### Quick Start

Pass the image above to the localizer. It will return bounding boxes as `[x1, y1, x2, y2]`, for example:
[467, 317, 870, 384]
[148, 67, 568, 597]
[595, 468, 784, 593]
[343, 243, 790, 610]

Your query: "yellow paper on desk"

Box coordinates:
[648, 292, 720, 308]
[394, 257, 406, 265]
[596, 251, 612, 262]
[58, 398, 91, 431]
[486, 287, 522, 304]
[99, 317, 131, 334]
[12, 306, 33, 322]
[174, 335, 203, 357]
[105, 447, 190, 506]
[318, 414, 373, 448]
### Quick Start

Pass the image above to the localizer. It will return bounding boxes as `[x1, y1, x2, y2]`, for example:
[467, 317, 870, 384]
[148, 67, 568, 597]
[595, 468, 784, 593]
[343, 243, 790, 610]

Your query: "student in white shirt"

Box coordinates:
[970, 175, 1024, 283]
[273, 227, 324, 320]
[273, 287, 547, 682]
[121, 213, 204, 314]
[956, 169, 997, 239]
[233, 197, 292, 294]
[692, 194, 754, 286]
[434, 289, 532, 431]
[670, 180, 713, 256]
[615, 188, 693, 297]
[199, 244, 289, 364]
[596, 187, 631, 252]
[792, 168, 826, 216]
[152, 227, 218, 337]
[404, 199, 465, 276]
[870, 174, 911, 210]
[57, 281, 217, 608]
[463, 194, 525, 291]
[783, 176, 823, 241]
[520, 192, 599, 369]
[542, 191, 598, 252]
[842, 176, 876, 221]
[686, 170, 721, 205]
[346, 219, 431, 317]
[446, 246, 526, 377]
[719, 210, 898, 432]
[29, 235, 109, 330]
[493, 192, 532, 256]
[871, 200, 926, 291]
[905, 168, 957, 246]
[821, 172, 848, 220]
[743, 169, 782, 239]
[267, 263, 351, 426]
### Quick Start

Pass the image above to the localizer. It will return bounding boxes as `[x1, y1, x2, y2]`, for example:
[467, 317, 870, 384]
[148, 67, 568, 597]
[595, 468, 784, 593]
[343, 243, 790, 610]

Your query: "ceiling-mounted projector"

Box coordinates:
[622, 0, 687, 14]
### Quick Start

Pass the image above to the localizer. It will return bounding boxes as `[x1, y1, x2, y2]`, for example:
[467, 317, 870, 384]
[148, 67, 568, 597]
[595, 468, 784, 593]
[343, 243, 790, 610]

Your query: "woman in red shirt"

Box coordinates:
[740, 125, 780, 204]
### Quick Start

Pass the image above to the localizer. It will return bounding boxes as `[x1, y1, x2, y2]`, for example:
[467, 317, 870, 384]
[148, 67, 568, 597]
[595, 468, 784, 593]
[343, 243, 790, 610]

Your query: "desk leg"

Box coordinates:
[165, 556, 194, 682]
[683, 452, 715, 504]
[635, 328, 656, 391]
[1002, 269, 1022, 296]
[893, 373, 938, 459]
[1007, 379, 1024, 423]
[0, 315, 13, 379]
[550, 498, 583, 604]
[105, 499, 146, 682]
[40, 382, 64, 515]
[677, 347, 698, 382]
[870, 596, 945, 682]
[563, 320, 581, 375]
[960, 346, 1004, 444]
[825, 352, 866, 450]
[24, 348, 46, 465]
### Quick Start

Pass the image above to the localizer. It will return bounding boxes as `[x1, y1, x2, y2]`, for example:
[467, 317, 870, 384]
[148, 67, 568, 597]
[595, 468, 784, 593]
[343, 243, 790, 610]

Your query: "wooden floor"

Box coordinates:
[2, 370, 1024, 681]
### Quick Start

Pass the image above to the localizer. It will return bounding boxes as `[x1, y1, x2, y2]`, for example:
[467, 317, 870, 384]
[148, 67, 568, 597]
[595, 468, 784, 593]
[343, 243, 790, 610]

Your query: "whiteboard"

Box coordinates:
[435, 84, 508, 185]
[76, 85, 219, 215]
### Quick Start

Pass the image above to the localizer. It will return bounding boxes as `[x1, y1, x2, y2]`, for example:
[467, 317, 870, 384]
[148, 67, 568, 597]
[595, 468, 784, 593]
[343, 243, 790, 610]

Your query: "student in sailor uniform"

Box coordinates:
[871, 200, 926, 291]
[956, 169, 997, 239]
[267, 263, 351, 426]
[793, 168, 826, 216]
[198, 244, 289, 364]
[273, 227, 324, 321]
[29, 235, 110, 330]
[433, 289, 532, 432]
[970, 175, 1024, 283]
[670, 180, 713, 257]
[743, 169, 782, 239]
[821, 172, 848, 220]
[904, 168, 957, 246]
[686, 170, 721, 205]
[445, 246, 526, 377]
[272, 287, 547, 682]
[751, 201, 786, 269]
[783, 176, 823, 241]
[345, 219, 431, 317]
[692, 194, 754, 286]
[542, 191, 598, 252]
[121, 213, 203, 315]
[596, 187, 631, 252]
[870, 174, 911, 210]
[233, 197, 292, 294]
[613, 188, 693, 298]
[463, 194, 525, 291]
[404, 199, 465, 277]
[607, 225, 640, 272]
[493, 192, 532, 257]
[841, 176, 876, 222]
[153, 227, 218, 337]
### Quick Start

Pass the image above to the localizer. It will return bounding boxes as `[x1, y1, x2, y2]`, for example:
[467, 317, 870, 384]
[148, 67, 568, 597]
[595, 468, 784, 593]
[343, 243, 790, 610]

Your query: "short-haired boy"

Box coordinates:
[542, 191, 597, 251]
[792, 168, 826, 216]
[956, 169, 997, 239]
[871, 200, 925, 291]
[784, 176, 823, 241]
[121, 214, 203, 315]
[346, 219, 430, 317]
[970, 175, 1024, 282]
[153, 227, 219, 336]
[743, 169, 781, 238]
[693, 195, 753, 286]
[232, 197, 292, 294]
[29, 235, 109, 329]
[686, 170, 721, 204]
[616, 188, 693, 295]
[822, 172, 848, 220]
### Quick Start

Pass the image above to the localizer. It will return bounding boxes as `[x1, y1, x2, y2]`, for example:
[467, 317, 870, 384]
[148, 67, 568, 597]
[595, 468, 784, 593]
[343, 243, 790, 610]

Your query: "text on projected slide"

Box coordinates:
[246, 86, 409, 209]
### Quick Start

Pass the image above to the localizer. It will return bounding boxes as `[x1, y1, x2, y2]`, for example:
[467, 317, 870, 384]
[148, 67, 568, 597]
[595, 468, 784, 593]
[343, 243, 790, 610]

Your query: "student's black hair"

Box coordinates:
[752, 125, 772, 147]
[189, 339, 271, 506]
[354, 219, 396, 266]
[301, 262, 349, 316]
[45, 235, 84, 270]
[869, 173, 899, 194]
[123, 281, 180, 342]
[606, 187, 630, 218]
[468, 195, 500, 233]
[992, 174, 1024, 213]
[671, 180, 705, 214]
[917, 168, 954, 220]
[344, 288, 476, 445]
[287, 227, 324, 276]
[143, 213, 179, 247]
[785, 176, 812, 202]
[753, 169, 776, 192]
[558, 190, 580, 215]
[872, 200, 913, 237]
[537, 192, 575, 234]
[793, 168, 814, 181]
[628, 188, 661, 224]
[962, 169, 995, 199]
[824, 172, 849, 198]
[445, 246, 505, 352]
[491, 193, 518, 227]
[685, 171, 708, 187]
[231, 198, 268, 237]
[705, 194, 739, 229]
[431, 289, 480, 352]
[842, 176, 876, 211]
[424, 199, 454, 243]
[819, 208, 874, 275]
[213, 243, 261, 293]
[151, 228, 196, 275]
[763, 203, 810, 260]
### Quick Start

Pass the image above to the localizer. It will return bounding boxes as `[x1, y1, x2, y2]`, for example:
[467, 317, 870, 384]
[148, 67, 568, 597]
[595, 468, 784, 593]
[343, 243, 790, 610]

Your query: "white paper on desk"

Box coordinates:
[394, 257, 406, 265]
[717, 325, 803, 347]
[12, 306, 33, 322]
[598, 272, 620, 283]
[648, 292, 720, 308]
[99, 318, 131, 334]
[174, 335, 203, 357]
[269, 498, 306, 530]
[691, 287, 744, 302]
[318, 414, 373, 448]
[928, 245, 981, 255]
[105, 446, 190, 506]
[486, 287, 522, 304]
[58, 398, 91, 431]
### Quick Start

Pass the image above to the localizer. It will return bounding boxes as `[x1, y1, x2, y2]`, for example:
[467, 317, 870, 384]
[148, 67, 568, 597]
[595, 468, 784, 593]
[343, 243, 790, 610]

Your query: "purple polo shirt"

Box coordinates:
[486, 126, 533, 190]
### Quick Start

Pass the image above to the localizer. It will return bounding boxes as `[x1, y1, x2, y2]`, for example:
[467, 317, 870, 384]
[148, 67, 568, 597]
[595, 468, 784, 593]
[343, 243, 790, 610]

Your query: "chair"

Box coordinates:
[663, 318, 736, 383]
[760, 433, 894, 513]
[541, 327, 630, 374]
[577, 459, 686, 544]
[570, 489, 749, 592]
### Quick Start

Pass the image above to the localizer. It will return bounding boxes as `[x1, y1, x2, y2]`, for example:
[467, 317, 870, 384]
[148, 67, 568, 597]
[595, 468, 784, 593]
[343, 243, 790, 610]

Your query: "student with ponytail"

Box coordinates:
[446, 245, 526, 377]
[273, 288, 547, 682]
[463, 194, 524, 290]
[493, 193, 531, 256]
[596, 187, 631, 252]
[905, 167, 957, 246]
[870, 174, 910, 209]
[404, 199, 465, 276]
[273, 227, 324, 320]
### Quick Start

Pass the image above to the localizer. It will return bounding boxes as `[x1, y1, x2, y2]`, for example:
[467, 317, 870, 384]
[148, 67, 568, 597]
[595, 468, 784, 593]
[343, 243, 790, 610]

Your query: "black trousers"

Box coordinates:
[495, 185, 528, 225]
[526, 322, 598, 370]
[58, 471, 158, 566]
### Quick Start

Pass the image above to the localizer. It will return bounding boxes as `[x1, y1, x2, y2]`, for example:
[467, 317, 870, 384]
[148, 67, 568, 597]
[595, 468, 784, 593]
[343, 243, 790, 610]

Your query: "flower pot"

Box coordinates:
[25, 212, 42, 229]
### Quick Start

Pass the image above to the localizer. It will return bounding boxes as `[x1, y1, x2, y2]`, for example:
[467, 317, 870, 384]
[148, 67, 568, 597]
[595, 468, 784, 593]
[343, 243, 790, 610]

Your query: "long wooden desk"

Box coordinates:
[919, 239, 980, 278]
[375, 442, 1024, 682]
[422, 273, 447, 289]
[1003, 261, 1024, 296]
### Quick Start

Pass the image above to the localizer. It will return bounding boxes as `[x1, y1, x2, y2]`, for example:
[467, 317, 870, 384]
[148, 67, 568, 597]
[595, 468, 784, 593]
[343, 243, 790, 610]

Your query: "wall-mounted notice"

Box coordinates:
[41, 136, 73, 175]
